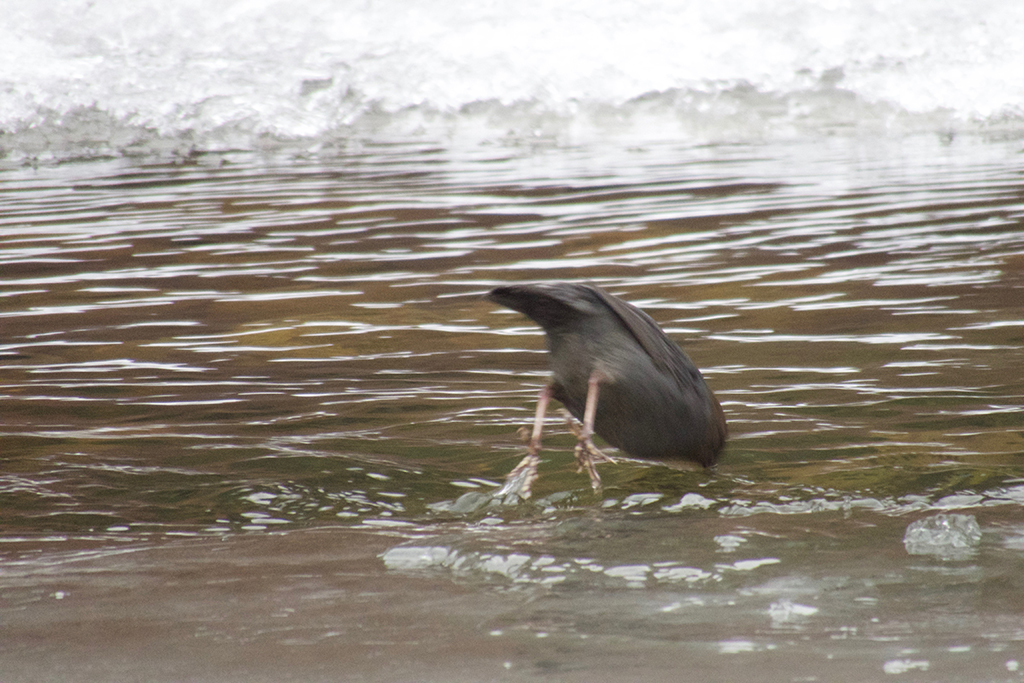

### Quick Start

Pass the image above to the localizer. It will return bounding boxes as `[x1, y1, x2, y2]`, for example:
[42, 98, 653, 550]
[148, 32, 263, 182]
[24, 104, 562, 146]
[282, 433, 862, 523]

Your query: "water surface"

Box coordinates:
[2, 136, 1023, 681]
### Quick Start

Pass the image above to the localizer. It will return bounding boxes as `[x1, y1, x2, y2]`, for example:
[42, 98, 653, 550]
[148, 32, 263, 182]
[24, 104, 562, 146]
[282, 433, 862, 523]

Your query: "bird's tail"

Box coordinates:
[487, 284, 585, 330]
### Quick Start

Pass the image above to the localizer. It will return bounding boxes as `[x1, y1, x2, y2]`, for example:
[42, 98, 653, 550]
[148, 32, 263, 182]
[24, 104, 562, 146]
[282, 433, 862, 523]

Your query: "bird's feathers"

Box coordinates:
[490, 283, 701, 389]
[488, 282, 727, 466]
[584, 285, 705, 391]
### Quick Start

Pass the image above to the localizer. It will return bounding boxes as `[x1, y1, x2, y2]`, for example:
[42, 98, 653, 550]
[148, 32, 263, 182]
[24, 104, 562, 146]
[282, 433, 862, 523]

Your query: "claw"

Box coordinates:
[496, 452, 539, 499]
[574, 441, 603, 490]
[501, 374, 617, 498]
[563, 372, 615, 491]
[499, 385, 552, 499]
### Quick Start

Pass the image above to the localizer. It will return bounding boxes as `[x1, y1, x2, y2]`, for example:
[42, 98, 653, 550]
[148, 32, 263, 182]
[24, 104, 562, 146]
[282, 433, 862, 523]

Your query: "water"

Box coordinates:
[2, 136, 1022, 682]
[3, 2, 1024, 681]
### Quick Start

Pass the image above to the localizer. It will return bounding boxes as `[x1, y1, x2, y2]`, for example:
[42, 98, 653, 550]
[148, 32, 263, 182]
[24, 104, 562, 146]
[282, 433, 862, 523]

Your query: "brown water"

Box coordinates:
[1, 136, 1023, 682]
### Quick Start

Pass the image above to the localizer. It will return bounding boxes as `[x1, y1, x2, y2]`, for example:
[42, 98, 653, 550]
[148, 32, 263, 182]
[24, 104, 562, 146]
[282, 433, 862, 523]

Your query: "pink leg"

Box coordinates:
[573, 371, 614, 490]
[527, 384, 551, 455]
[499, 385, 552, 499]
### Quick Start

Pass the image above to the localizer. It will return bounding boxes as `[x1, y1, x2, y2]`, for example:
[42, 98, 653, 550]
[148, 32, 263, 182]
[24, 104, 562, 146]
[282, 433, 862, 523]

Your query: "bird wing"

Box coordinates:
[591, 287, 704, 390]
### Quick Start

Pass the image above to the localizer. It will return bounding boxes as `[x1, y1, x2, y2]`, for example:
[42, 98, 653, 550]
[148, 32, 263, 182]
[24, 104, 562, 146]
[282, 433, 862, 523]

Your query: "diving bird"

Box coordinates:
[488, 283, 726, 497]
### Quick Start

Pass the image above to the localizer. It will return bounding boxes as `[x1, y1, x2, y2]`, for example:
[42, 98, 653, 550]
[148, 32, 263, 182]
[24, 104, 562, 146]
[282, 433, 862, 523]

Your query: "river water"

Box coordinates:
[3, 1, 1024, 681]
[2, 135, 1023, 682]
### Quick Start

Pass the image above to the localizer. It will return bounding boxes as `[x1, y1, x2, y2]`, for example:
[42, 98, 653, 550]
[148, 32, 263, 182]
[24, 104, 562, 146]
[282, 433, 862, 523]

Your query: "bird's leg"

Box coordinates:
[498, 384, 552, 499]
[572, 371, 615, 490]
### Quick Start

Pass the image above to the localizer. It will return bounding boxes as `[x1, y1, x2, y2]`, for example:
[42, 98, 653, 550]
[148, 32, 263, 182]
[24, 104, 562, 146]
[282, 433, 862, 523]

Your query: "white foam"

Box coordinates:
[2, 0, 1023, 158]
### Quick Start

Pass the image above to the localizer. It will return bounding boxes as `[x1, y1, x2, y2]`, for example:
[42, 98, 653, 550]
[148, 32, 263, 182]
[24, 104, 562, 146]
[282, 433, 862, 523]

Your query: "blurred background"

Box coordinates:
[3, 0, 1024, 157]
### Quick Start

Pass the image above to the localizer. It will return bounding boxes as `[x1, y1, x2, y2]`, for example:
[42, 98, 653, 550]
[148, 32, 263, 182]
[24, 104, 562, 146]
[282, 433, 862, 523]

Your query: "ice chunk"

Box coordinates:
[768, 599, 818, 625]
[903, 513, 981, 560]
[662, 493, 715, 511]
[883, 659, 929, 675]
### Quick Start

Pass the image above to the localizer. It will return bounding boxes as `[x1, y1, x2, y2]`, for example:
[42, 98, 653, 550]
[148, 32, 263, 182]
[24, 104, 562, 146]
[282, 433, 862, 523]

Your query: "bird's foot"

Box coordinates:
[562, 410, 615, 490]
[496, 452, 540, 500]
[562, 410, 615, 462]
[573, 438, 612, 490]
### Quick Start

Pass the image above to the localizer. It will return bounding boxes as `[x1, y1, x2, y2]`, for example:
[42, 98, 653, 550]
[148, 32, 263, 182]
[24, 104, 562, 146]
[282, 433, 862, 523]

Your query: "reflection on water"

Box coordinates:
[2, 136, 1023, 680]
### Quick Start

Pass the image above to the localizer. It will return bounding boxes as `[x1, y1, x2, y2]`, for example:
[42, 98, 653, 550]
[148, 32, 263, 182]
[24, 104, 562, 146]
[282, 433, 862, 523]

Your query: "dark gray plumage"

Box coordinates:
[489, 282, 726, 496]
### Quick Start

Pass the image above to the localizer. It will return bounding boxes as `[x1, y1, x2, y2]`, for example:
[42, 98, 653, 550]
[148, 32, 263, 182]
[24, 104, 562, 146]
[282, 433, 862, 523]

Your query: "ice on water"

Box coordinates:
[3, 0, 1024, 159]
[903, 513, 983, 560]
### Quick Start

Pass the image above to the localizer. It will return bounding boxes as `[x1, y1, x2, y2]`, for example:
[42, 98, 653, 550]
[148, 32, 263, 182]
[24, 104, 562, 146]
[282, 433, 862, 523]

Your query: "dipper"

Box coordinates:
[489, 283, 726, 497]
